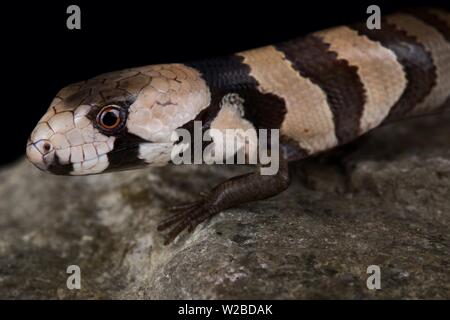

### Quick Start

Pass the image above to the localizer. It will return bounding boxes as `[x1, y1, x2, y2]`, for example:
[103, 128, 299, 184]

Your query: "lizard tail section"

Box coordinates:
[225, 8, 450, 160]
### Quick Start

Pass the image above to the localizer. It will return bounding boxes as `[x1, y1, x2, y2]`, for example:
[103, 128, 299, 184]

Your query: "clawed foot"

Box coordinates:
[157, 193, 218, 245]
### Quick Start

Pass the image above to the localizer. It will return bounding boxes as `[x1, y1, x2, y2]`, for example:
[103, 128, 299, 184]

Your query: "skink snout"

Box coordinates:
[26, 139, 54, 171]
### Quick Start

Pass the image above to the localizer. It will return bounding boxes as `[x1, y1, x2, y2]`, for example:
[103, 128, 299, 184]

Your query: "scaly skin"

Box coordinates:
[27, 8, 450, 244]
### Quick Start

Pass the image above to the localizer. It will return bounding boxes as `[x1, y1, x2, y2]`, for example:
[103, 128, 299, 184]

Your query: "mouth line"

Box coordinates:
[31, 162, 48, 172]
[37, 141, 164, 170]
[107, 143, 143, 155]
[66, 143, 142, 165]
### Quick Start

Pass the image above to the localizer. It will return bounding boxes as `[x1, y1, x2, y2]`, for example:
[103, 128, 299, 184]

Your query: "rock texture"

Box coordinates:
[1, 113, 449, 299]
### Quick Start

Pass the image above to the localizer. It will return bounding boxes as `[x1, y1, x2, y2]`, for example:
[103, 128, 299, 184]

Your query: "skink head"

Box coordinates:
[26, 64, 210, 175]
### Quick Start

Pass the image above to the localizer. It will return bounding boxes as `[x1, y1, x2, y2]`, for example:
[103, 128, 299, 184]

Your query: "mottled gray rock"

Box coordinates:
[1, 113, 449, 299]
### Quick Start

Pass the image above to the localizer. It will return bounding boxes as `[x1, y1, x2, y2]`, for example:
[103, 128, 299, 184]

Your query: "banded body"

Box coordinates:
[27, 8, 450, 244]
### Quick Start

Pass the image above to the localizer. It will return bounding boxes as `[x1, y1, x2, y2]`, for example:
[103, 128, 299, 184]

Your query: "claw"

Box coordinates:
[157, 205, 197, 231]
[163, 209, 200, 245]
[158, 192, 222, 244]
[168, 201, 200, 212]
[199, 191, 210, 198]
[188, 207, 214, 231]
[159, 197, 218, 244]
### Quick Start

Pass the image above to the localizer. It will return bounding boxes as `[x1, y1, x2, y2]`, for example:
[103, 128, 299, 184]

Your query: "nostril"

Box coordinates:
[43, 142, 51, 153]
[34, 139, 53, 155]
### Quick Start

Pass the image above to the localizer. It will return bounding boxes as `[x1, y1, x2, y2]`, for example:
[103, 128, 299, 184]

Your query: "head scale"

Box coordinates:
[26, 64, 210, 175]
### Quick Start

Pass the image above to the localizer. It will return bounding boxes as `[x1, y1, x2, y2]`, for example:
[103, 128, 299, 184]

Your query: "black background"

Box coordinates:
[2, 0, 449, 166]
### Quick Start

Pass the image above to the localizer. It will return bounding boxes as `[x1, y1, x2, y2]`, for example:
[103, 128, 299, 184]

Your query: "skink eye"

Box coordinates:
[96, 105, 126, 133]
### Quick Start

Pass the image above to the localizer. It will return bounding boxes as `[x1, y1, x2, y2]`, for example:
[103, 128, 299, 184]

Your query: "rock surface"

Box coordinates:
[1, 113, 449, 299]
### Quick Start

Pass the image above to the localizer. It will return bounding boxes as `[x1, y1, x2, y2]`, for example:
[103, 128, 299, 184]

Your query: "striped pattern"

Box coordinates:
[314, 26, 407, 132]
[386, 13, 450, 115]
[28, 8, 450, 174]
[186, 55, 287, 131]
[410, 9, 450, 43]
[424, 9, 450, 109]
[350, 19, 437, 120]
[276, 35, 366, 147]
[238, 46, 338, 154]
[232, 8, 449, 158]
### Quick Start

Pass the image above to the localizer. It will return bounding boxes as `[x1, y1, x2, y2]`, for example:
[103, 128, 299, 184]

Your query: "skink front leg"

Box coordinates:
[158, 156, 290, 245]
